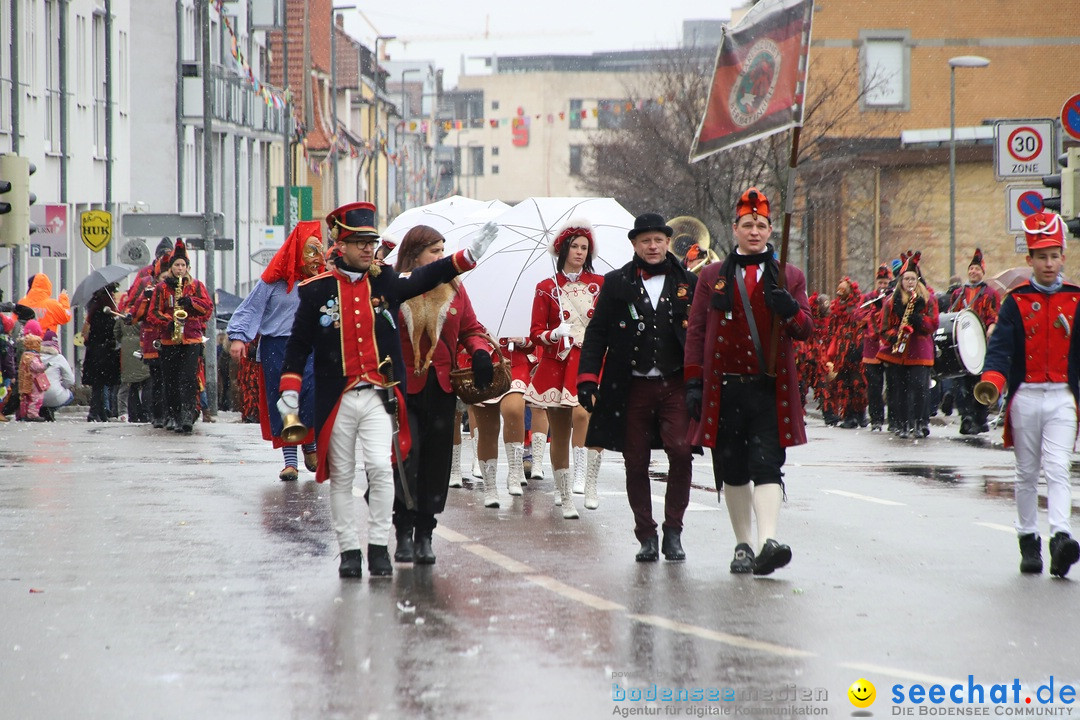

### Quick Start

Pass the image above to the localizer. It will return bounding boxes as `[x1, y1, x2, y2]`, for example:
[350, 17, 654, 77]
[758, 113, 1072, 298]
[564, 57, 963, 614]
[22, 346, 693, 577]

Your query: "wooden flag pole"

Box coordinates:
[766, 124, 802, 377]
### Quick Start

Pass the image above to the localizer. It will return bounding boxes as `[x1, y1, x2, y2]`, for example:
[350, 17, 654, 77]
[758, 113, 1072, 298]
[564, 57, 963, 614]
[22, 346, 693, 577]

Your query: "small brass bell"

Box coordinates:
[281, 413, 308, 444]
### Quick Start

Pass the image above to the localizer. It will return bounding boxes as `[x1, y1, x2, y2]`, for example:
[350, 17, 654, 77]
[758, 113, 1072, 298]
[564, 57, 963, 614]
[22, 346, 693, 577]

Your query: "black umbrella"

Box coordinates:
[71, 264, 140, 307]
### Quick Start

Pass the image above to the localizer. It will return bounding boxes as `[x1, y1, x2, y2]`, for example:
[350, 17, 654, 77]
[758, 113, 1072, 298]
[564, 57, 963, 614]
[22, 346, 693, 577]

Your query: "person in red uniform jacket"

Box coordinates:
[147, 240, 214, 434]
[824, 277, 867, 429]
[859, 264, 892, 432]
[128, 248, 173, 428]
[392, 224, 493, 565]
[276, 202, 497, 579]
[684, 187, 813, 576]
[977, 212, 1080, 577]
[948, 248, 1000, 435]
[525, 223, 606, 517]
[876, 252, 937, 439]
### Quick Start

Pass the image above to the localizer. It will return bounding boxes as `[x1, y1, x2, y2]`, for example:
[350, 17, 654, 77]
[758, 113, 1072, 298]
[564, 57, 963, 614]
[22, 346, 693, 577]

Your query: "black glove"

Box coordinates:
[471, 349, 494, 389]
[165, 275, 179, 288]
[178, 296, 193, 310]
[143, 286, 154, 298]
[769, 287, 800, 319]
[913, 296, 926, 313]
[685, 378, 703, 421]
[577, 381, 599, 413]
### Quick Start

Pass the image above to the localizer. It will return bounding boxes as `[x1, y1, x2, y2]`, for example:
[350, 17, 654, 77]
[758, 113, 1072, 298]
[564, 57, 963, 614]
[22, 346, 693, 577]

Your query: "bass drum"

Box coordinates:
[933, 310, 986, 378]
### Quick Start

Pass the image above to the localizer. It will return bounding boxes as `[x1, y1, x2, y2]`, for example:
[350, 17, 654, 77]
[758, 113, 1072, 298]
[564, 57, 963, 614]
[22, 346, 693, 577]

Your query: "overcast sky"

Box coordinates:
[342, 1, 743, 86]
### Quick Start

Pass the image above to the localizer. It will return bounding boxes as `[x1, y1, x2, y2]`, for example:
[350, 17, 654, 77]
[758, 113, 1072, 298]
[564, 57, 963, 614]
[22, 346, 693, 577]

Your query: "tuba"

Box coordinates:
[171, 277, 188, 344]
[669, 216, 720, 274]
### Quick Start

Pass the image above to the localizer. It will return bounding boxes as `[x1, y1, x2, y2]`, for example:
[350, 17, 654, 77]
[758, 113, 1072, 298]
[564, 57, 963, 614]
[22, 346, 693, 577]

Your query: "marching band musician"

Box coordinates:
[948, 248, 1000, 435]
[976, 212, 1080, 578]
[227, 221, 325, 481]
[877, 252, 938, 439]
[823, 277, 867, 429]
[148, 240, 214, 434]
[860, 264, 892, 432]
[684, 188, 812, 575]
[276, 202, 497, 579]
[124, 240, 174, 428]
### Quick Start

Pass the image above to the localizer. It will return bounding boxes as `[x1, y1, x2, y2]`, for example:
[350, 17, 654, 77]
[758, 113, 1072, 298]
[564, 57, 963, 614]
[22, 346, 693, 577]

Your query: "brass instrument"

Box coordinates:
[892, 292, 918, 354]
[104, 306, 132, 322]
[973, 380, 1001, 406]
[171, 277, 188, 344]
[859, 291, 888, 309]
[669, 216, 720, 274]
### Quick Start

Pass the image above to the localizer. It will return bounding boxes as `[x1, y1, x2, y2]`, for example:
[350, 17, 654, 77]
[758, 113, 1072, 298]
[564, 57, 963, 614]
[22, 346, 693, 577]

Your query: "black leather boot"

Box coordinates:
[661, 527, 686, 562]
[394, 526, 415, 563]
[414, 530, 436, 565]
[1019, 533, 1043, 574]
[367, 544, 393, 577]
[1049, 532, 1079, 578]
[635, 536, 659, 562]
[338, 549, 364, 578]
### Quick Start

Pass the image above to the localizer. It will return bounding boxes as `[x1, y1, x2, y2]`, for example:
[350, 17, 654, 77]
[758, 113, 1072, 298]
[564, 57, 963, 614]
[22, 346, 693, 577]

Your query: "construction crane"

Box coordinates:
[358, 11, 585, 56]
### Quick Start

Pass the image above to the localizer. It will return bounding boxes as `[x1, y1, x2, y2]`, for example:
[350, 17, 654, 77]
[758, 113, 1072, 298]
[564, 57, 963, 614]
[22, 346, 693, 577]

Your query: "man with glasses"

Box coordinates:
[278, 201, 497, 579]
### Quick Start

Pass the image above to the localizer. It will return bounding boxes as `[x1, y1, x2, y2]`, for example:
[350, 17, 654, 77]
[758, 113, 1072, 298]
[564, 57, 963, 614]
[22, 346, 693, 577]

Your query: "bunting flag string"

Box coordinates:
[435, 96, 670, 133]
[213, 0, 289, 109]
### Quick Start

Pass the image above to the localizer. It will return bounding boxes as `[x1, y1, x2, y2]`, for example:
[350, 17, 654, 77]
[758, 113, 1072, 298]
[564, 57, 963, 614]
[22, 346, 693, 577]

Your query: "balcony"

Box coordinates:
[182, 64, 286, 137]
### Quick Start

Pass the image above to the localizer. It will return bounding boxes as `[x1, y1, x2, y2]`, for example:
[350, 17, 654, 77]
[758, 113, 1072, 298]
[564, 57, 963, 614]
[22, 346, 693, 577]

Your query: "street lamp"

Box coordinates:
[948, 55, 990, 278]
[372, 34, 396, 224]
[329, 4, 356, 209]
[399, 68, 420, 211]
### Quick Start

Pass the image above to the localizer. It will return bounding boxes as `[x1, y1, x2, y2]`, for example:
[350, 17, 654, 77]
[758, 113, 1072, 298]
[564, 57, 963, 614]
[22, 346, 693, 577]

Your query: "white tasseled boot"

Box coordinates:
[481, 458, 500, 508]
[555, 468, 579, 519]
[504, 441, 524, 496]
[530, 432, 547, 480]
[470, 433, 482, 478]
[448, 443, 463, 488]
[572, 446, 587, 495]
[584, 448, 602, 510]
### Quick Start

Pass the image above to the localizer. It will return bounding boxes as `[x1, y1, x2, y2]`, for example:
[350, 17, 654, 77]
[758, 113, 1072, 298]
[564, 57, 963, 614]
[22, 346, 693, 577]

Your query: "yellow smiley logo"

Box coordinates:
[848, 678, 876, 708]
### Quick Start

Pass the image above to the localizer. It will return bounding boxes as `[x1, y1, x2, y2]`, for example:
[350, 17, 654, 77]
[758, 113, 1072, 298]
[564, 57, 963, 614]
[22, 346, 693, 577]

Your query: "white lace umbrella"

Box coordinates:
[383, 196, 508, 245]
[460, 197, 636, 338]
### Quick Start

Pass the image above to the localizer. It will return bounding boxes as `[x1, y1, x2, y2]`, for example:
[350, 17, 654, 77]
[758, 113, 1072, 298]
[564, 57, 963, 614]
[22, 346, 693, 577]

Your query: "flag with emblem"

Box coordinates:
[689, 0, 814, 162]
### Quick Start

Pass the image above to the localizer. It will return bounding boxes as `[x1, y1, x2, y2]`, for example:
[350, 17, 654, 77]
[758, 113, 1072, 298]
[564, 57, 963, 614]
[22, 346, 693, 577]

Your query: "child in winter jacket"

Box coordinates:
[17, 320, 48, 421]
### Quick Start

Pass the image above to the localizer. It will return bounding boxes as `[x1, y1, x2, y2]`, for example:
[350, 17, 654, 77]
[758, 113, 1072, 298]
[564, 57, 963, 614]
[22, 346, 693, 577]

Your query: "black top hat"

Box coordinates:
[628, 213, 674, 240]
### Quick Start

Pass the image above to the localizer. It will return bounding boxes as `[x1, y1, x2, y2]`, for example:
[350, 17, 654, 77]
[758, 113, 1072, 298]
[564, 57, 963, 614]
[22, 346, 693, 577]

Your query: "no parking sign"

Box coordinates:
[1062, 94, 1080, 141]
[1006, 184, 1052, 233]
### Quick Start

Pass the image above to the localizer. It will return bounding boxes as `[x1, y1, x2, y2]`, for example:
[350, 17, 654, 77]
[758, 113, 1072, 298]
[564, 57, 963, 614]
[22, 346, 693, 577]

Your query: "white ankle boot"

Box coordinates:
[555, 468, 579, 519]
[530, 432, 546, 479]
[504, 441, 524, 496]
[572, 446, 586, 494]
[470, 434, 482, 478]
[584, 448, 602, 510]
[449, 444, 463, 488]
[481, 459, 500, 508]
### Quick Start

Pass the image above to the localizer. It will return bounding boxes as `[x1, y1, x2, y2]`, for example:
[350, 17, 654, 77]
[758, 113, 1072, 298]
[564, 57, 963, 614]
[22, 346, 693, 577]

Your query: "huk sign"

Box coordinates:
[80, 210, 113, 252]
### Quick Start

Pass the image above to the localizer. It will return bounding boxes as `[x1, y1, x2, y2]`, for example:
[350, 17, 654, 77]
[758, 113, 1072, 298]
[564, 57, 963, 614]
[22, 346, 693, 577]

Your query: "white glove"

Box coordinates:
[468, 222, 499, 262]
[550, 322, 574, 340]
[276, 390, 299, 418]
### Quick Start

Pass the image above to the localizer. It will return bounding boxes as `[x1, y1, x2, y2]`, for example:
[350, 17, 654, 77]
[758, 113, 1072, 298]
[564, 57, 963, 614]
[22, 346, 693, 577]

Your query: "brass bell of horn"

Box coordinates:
[280, 413, 308, 444]
[973, 380, 1000, 407]
[669, 216, 710, 260]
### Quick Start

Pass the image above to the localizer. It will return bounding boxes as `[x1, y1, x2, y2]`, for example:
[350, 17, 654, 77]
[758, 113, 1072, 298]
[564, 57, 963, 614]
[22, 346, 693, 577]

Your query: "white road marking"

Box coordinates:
[974, 521, 1015, 534]
[526, 575, 625, 611]
[837, 662, 960, 686]
[821, 488, 906, 506]
[461, 543, 534, 573]
[434, 526, 471, 543]
[627, 614, 815, 658]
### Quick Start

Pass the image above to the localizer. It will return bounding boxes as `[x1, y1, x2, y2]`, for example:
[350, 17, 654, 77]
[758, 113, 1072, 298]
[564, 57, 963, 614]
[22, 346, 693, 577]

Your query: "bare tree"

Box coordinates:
[580, 49, 901, 262]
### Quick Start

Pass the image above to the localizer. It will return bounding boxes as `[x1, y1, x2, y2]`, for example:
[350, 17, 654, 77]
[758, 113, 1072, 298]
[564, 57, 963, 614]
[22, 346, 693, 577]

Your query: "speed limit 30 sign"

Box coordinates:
[995, 119, 1055, 178]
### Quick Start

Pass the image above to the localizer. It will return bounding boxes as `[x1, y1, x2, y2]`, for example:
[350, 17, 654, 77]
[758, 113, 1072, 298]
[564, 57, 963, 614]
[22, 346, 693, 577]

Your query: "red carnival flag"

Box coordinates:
[689, 0, 814, 162]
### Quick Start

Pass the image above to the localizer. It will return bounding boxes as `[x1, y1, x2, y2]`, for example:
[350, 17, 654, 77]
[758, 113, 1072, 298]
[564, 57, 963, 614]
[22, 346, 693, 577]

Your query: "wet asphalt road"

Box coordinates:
[2, 409, 1080, 719]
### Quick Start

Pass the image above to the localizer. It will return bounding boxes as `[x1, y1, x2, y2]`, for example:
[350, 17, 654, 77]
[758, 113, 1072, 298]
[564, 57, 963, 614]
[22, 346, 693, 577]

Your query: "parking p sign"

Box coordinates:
[995, 119, 1054, 179]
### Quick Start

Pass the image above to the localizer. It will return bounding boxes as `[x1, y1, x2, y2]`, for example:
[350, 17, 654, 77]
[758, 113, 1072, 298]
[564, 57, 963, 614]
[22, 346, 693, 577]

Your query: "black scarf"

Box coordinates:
[710, 244, 779, 313]
[632, 253, 673, 278]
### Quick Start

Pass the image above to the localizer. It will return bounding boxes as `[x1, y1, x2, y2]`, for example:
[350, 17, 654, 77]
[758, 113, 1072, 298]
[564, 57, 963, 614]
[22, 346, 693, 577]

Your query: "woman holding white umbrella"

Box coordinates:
[525, 223, 605, 518]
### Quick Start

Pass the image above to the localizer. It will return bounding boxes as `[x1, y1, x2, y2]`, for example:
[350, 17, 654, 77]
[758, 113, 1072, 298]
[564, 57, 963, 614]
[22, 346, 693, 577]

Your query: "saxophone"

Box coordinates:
[171, 277, 188, 344]
[892, 292, 917, 354]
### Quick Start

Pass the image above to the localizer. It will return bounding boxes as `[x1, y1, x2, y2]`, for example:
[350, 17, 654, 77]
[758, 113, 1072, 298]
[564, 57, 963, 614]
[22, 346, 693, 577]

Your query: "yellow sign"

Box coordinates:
[81, 210, 113, 252]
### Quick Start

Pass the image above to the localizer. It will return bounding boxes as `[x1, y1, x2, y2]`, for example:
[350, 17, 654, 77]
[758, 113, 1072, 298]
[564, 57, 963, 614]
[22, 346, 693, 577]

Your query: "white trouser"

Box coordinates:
[1009, 383, 1077, 536]
[327, 387, 394, 552]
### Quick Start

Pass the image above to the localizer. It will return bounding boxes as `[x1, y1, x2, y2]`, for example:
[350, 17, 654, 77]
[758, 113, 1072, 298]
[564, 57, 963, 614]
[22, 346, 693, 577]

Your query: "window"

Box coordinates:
[76, 15, 88, 106]
[470, 146, 484, 176]
[118, 31, 129, 116]
[44, 0, 60, 150]
[491, 100, 499, 111]
[569, 145, 583, 176]
[491, 146, 499, 157]
[598, 99, 631, 130]
[569, 99, 583, 130]
[93, 11, 106, 154]
[491, 165, 499, 175]
[861, 32, 909, 110]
